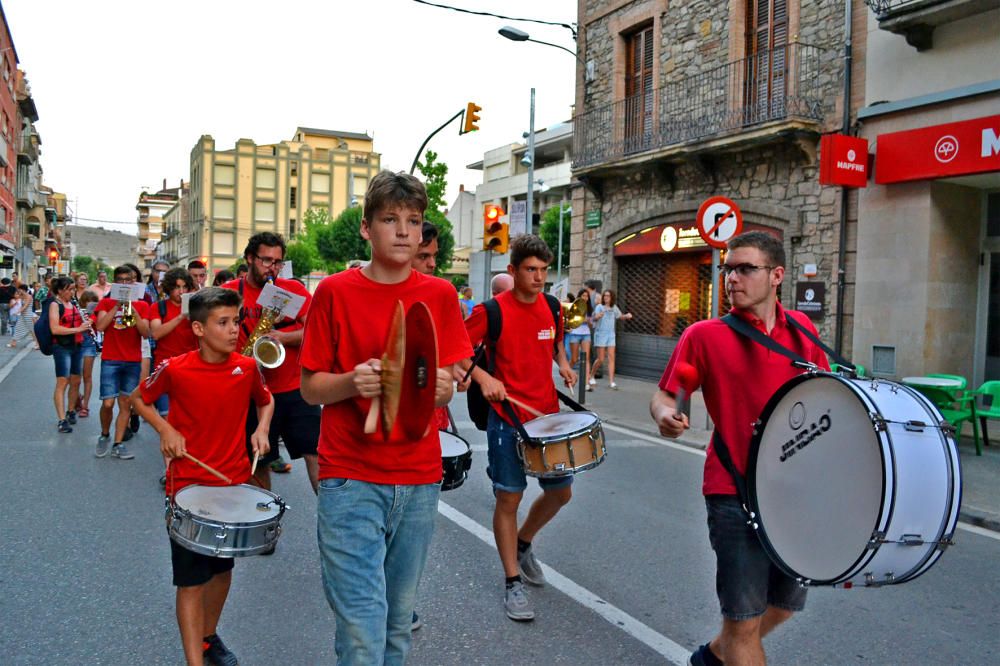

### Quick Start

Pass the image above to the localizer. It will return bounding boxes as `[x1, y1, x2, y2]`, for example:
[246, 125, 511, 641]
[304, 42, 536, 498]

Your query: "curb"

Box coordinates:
[605, 418, 1000, 536]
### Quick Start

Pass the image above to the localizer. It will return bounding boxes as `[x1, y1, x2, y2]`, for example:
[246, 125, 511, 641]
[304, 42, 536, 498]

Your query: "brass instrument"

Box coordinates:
[114, 298, 138, 330]
[241, 282, 287, 369]
[562, 296, 590, 331]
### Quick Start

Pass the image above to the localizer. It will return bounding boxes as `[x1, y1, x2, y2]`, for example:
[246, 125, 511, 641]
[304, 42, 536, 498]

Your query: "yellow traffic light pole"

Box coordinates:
[408, 102, 481, 175]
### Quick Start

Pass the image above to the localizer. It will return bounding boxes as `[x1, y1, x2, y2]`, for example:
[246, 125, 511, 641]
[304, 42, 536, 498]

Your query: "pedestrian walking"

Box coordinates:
[0, 276, 15, 336]
[6, 286, 38, 348]
[588, 289, 633, 390]
[48, 277, 89, 434]
[72, 289, 101, 417]
[566, 288, 593, 381]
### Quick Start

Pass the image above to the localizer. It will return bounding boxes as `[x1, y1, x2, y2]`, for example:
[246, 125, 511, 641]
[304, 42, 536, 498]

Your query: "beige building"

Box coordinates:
[853, 0, 1000, 384]
[136, 180, 184, 270]
[189, 127, 380, 272]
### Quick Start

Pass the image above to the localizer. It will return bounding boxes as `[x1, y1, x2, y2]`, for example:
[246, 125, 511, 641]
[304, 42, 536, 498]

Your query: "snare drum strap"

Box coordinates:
[501, 400, 535, 444]
[556, 389, 586, 412]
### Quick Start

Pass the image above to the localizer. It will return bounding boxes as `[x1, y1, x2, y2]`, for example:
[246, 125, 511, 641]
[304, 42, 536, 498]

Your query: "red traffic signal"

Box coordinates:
[48, 249, 59, 264]
[482, 204, 508, 254]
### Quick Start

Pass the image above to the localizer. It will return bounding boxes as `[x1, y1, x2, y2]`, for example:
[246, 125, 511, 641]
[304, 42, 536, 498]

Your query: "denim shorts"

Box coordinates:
[52, 344, 83, 378]
[565, 331, 590, 344]
[593, 330, 615, 347]
[706, 495, 807, 620]
[80, 334, 99, 358]
[486, 409, 573, 494]
[100, 360, 142, 400]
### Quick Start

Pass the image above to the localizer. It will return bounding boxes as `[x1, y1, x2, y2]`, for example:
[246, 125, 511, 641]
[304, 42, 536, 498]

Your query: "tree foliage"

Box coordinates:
[415, 150, 455, 275]
[71, 255, 111, 282]
[285, 241, 317, 277]
[539, 205, 571, 273]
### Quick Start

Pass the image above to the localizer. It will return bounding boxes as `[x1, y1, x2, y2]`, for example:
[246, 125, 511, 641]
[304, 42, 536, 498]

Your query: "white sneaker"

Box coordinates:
[609, 382, 618, 390]
[588, 378, 596, 386]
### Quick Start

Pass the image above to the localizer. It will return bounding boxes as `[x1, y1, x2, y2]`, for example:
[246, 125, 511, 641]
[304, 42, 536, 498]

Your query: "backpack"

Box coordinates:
[33, 298, 63, 356]
[466, 293, 561, 430]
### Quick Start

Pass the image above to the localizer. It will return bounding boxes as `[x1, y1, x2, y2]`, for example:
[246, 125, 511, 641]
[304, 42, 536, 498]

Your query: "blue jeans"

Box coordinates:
[317, 478, 439, 665]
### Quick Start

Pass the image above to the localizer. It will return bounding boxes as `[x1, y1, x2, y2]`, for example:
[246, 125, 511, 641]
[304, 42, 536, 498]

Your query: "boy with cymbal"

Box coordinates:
[132, 287, 273, 666]
[300, 171, 471, 664]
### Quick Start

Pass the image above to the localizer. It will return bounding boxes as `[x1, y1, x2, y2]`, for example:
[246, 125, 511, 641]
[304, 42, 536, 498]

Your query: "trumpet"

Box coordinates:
[114, 298, 138, 330]
[241, 284, 287, 369]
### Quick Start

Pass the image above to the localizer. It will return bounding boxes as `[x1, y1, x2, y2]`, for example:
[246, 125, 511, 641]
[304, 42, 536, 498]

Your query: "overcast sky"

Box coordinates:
[5, 0, 576, 234]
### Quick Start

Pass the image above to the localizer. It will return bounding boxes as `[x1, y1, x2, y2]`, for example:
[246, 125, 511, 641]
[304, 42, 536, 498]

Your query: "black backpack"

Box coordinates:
[466, 293, 561, 430]
[33, 298, 63, 356]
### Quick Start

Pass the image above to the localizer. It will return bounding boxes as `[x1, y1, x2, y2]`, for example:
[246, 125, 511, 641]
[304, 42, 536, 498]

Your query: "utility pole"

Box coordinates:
[526, 88, 536, 235]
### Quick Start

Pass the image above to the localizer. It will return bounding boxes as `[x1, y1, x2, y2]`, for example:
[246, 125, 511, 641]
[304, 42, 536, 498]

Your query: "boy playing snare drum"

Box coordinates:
[131, 287, 273, 666]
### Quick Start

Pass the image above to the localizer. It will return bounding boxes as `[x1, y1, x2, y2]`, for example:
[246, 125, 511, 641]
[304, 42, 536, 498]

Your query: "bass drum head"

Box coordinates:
[749, 374, 886, 583]
[174, 484, 281, 524]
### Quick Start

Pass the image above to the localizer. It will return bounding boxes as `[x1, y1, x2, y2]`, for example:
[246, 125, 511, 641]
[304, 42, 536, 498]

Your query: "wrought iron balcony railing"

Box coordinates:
[573, 42, 838, 170]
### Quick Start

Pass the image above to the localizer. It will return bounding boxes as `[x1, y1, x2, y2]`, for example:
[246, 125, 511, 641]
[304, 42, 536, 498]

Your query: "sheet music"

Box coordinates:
[259, 282, 305, 320]
[180, 292, 193, 317]
[109, 283, 133, 301]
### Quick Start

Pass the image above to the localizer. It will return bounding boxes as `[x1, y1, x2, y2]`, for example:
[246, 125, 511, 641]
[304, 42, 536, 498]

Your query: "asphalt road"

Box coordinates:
[2, 349, 999, 665]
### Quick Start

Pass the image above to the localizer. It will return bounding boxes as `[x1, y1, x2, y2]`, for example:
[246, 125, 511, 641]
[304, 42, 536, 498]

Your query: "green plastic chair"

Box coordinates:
[972, 381, 1000, 450]
[830, 362, 867, 378]
[912, 385, 981, 455]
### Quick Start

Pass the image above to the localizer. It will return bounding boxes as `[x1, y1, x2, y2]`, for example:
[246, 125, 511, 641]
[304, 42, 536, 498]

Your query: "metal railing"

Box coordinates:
[864, 0, 942, 17]
[574, 43, 838, 169]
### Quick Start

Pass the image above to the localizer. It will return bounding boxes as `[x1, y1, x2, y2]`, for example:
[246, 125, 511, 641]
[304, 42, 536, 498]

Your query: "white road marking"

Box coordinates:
[437, 500, 691, 665]
[956, 521, 1000, 542]
[603, 422, 707, 457]
[0, 346, 33, 386]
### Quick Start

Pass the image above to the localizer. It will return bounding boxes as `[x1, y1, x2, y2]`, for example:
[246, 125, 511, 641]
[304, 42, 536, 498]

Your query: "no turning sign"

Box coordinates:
[696, 196, 743, 249]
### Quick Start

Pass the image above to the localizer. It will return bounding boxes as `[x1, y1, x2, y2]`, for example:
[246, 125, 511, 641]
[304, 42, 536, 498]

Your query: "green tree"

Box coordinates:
[71, 255, 111, 282]
[539, 204, 571, 273]
[285, 241, 317, 277]
[415, 150, 455, 275]
[316, 206, 369, 272]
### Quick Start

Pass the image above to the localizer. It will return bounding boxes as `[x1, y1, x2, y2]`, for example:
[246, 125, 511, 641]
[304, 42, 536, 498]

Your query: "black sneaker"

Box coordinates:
[58, 419, 72, 434]
[689, 643, 724, 666]
[203, 633, 238, 666]
[122, 428, 134, 442]
[66, 410, 77, 425]
[129, 413, 140, 433]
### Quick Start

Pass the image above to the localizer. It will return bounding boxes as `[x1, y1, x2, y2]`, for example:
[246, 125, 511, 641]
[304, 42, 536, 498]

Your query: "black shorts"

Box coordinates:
[705, 495, 807, 620]
[170, 538, 235, 587]
[246, 388, 320, 463]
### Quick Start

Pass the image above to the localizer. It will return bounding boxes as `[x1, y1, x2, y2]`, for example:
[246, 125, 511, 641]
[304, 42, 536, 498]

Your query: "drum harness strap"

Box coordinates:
[501, 390, 589, 448]
[715, 313, 858, 527]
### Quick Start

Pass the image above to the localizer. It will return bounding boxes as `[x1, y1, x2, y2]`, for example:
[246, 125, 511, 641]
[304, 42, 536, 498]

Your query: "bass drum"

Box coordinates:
[748, 372, 961, 587]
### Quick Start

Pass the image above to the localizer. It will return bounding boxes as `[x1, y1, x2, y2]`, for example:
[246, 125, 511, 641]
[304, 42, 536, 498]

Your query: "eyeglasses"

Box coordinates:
[718, 263, 775, 277]
[254, 255, 285, 269]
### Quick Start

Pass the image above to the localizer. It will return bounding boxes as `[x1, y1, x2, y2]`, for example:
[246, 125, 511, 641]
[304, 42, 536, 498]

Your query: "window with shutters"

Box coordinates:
[624, 24, 654, 154]
[745, 0, 789, 124]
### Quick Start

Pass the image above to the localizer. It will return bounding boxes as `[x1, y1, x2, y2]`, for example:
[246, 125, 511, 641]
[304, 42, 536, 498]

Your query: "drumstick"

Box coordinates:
[183, 452, 232, 484]
[505, 396, 546, 419]
[251, 451, 260, 476]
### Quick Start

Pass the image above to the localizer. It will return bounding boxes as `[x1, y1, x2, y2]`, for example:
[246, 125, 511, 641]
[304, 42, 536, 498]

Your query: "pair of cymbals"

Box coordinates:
[363, 301, 439, 441]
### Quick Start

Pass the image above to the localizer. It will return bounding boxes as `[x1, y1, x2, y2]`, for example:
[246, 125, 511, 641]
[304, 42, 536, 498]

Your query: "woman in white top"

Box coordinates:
[588, 289, 632, 390]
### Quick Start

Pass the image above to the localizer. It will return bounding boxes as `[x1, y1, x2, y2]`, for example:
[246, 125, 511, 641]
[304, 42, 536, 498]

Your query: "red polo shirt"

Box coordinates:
[659, 304, 830, 496]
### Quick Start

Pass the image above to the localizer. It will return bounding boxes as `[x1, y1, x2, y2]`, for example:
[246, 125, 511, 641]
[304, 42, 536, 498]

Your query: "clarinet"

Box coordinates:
[71, 296, 102, 352]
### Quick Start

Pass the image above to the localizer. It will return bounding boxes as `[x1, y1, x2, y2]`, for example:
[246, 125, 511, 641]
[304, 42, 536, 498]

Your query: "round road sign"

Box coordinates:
[696, 196, 743, 249]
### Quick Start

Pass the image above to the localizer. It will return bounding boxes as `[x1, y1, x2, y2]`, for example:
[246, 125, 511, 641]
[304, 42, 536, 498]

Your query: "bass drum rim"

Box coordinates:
[746, 371, 891, 585]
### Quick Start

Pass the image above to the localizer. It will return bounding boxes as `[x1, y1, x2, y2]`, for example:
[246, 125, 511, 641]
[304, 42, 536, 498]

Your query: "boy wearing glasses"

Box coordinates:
[650, 231, 829, 666]
[222, 232, 320, 493]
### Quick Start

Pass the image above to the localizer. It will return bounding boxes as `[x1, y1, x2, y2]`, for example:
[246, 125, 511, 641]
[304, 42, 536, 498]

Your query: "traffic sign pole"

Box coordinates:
[712, 248, 720, 319]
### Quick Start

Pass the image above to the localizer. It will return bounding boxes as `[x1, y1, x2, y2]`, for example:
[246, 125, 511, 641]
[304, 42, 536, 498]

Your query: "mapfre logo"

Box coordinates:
[935, 135, 959, 163]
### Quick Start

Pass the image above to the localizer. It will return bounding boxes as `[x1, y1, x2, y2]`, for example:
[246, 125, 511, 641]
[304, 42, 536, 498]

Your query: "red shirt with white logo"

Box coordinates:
[300, 268, 473, 485]
[95, 298, 149, 362]
[221, 277, 311, 394]
[658, 304, 830, 497]
[140, 351, 271, 495]
[152, 300, 197, 364]
[465, 290, 564, 426]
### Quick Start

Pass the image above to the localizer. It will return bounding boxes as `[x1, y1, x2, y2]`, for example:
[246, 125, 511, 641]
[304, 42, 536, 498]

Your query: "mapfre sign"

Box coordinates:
[875, 114, 1000, 184]
[819, 134, 869, 188]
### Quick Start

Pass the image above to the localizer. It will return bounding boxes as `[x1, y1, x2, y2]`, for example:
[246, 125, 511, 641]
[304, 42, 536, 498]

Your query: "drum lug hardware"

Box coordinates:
[870, 414, 887, 432]
[867, 530, 887, 548]
[939, 421, 956, 435]
[751, 419, 761, 436]
[864, 572, 875, 585]
[889, 383, 899, 394]
[898, 534, 924, 546]
[903, 420, 927, 432]
[936, 535, 955, 551]
[869, 378, 880, 391]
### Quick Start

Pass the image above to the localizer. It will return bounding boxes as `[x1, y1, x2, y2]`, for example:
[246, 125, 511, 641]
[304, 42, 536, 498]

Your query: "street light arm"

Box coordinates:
[525, 37, 586, 66]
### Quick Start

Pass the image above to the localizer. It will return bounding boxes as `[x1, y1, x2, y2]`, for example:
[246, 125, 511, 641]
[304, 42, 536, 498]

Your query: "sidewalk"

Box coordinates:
[573, 369, 1000, 533]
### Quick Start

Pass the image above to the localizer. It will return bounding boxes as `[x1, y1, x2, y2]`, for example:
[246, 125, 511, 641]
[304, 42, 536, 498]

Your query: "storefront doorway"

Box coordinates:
[976, 192, 1000, 384]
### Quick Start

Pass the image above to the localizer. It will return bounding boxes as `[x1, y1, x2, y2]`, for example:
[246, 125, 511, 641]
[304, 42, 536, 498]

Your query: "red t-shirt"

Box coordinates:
[434, 406, 450, 431]
[152, 300, 197, 364]
[658, 304, 830, 496]
[221, 277, 311, 394]
[465, 290, 563, 425]
[95, 298, 149, 362]
[300, 268, 473, 485]
[140, 351, 271, 495]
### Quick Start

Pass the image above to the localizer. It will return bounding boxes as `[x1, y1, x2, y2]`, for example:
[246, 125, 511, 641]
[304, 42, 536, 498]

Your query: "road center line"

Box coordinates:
[437, 500, 691, 665]
[0, 346, 33, 386]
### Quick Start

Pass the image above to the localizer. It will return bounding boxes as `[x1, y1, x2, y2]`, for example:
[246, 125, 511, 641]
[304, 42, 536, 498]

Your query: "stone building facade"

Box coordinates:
[570, 0, 866, 378]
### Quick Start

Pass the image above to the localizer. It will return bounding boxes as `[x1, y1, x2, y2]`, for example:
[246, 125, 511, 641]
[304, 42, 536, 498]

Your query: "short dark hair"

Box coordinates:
[235, 264, 248, 275]
[363, 171, 428, 222]
[727, 230, 785, 268]
[163, 268, 194, 292]
[187, 260, 206, 271]
[213, 270, 235, 286]
[124, 263, 142, 280]
[584, 279, 602, 292]
[188, 286, 241, 325]
[52, 276, 74, 293]
[509, 234, 553, 268]
[244, 231, 286, 262]
[420, 221, 439, 246]
[113, 265, 133, 280]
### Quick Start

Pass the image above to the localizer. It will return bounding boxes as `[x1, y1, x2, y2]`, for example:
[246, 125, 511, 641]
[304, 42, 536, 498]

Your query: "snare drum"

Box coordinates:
[167, 484, 288, 558]
[517, 411, 606, 478]
[440, 431, 472, 491]
[748, 372, 961, 587]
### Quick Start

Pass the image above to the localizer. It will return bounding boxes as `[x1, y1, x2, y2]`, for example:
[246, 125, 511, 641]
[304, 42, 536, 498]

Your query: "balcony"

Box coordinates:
[18, 129, 40, 163]
[865, 0, 1000, 50]
[573, 43, 838, 173]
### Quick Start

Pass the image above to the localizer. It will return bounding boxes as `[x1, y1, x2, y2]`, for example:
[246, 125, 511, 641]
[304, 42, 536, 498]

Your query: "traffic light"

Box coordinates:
[463, 102, 482, 134]
[482, 204, 508, 254]
[48, 249, 58, 265]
